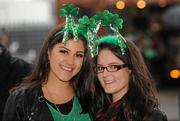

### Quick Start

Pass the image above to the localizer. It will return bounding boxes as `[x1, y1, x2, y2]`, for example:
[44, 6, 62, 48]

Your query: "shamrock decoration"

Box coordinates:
[78, 16, 96, 32]
[55, 3, 127, 57]
[78, 16, 98, 57]
[97, 10, 123, 29]
[102, 10, 126, 55]
[59, 4, 80, 44]
[60, 4, 79, 17]
[93, 10, 127, 55]
[93, 12, 104, 22]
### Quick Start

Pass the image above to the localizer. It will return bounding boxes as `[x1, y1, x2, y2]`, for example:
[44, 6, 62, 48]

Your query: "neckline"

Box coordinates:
[109, 99, 122, 109]
[45, 96, 73, 115]
[42, 83, 74, 104]
[45, 97, 73, 106]
[46, 95, 79, 121]
[46, 95, 77, 116]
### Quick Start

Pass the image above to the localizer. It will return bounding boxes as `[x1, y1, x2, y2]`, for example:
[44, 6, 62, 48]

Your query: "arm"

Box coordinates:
[0, 43, 32, 83]
[0, 43, 32, 121]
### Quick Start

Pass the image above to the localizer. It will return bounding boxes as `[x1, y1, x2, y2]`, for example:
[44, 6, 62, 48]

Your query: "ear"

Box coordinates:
[47, 50, 50, 60]
[128, 69, 132, 74]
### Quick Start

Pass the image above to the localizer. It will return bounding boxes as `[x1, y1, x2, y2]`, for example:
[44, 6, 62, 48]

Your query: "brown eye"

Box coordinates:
[109, 65, 119, 71]
[59, 50, 68, 54]
[96, 66, 104, 72]
[76, 53, 84, 58]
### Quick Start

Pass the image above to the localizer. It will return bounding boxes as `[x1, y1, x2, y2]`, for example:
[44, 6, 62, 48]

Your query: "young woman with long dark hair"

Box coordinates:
[3, 4, 94, 121]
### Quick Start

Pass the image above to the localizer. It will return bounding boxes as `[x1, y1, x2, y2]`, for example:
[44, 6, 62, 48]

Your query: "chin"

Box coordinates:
[104, 88, 115, 94]
[58, 76, 72, 82]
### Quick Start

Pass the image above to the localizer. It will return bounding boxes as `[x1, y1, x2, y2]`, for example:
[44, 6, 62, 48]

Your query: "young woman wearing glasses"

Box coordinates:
[92, 35, 168, 121]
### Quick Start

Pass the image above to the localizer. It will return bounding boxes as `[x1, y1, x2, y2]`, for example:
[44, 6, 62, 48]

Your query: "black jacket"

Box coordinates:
[94, 98, 168, 121]
[0, 43, 31, 84]
[95, 108, 168, 121]
[3, 85, 92, 121]
[3, 85, 55, 121]
[0, 43, 31, 120]
[143, 109, 168, 121]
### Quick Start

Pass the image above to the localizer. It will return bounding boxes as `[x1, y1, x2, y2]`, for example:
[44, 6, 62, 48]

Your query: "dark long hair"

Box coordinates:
[11, 24, 95, 113]
[92, 40, 159, 120]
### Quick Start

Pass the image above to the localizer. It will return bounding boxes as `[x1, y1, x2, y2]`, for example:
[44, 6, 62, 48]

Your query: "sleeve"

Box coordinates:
[0, 42, 32, 84]
[2, 91, 24, 121]
[8, 57, 32, 84]
[0, 43, 11, 69]
[144, 109, 168, 121]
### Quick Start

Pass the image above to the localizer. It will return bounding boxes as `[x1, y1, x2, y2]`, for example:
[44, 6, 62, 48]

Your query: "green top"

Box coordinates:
[46, 95, 91, 121]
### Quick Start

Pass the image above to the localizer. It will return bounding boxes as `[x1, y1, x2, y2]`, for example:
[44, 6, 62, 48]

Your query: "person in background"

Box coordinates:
[0, 28, 9, 48]
[0, 43, 31, 84]
[0, 43, 32, 120]
[3, 4, 94, 121]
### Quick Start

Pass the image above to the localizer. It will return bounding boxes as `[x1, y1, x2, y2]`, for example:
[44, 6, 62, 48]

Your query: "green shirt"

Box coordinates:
[46, 95, 91, 121]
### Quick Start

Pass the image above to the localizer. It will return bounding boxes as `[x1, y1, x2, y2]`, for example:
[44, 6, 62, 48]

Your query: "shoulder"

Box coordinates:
[4, 87, 31, 113]
[7, 87, 28, 105]
[9, 87, 28, 98]
[144, 108, 168, 121]
[3, 85, 42, 121]
[8, 85, 40, 102]
[5, 85, 42, 110]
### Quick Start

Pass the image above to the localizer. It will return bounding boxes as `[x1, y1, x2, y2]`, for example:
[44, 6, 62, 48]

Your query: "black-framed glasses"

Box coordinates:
[95, 64, 127, 73]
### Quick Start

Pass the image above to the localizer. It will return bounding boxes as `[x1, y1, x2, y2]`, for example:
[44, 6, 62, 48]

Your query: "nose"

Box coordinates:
[66, 55, 75, 66]
[102, 68, 111, 77]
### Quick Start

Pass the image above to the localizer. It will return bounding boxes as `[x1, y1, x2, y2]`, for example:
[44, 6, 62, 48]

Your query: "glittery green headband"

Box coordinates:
[55, 3, 98, 57]
[92, 10, 127, 57]
[96, 35, 127, 52]
[55, 4, 96, 56]
[56, 4, 127, 57]
[75, 9, 127, 57]
[54, 4, 87, 44]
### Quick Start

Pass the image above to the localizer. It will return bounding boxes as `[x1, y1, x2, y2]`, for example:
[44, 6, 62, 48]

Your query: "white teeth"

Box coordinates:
[104, 80, 113, 84]
[61, 66, 73, 71]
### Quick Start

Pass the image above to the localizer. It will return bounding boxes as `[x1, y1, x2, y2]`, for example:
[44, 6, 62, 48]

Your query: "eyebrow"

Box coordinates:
[76, 51, 85, 54]
[97, 62, 122, 66]
[59, 46, 70, 51]
[109, 62, 123, 65]
[58, 46, 85, 53]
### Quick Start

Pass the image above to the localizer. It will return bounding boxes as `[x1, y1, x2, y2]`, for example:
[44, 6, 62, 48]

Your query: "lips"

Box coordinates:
[61, 65, 74, 72]
[104, 80, 114, 84]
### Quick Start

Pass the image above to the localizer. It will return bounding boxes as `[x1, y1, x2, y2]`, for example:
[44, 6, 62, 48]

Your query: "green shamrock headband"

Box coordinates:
[55, 4, 127, 57]
[92, 10, 127, 57]
[54, 4, 82, 45]
[96, 35, 127, 52]
[78, 16, 98, 57]
[54, 3, 94, 57]
[77, 9, 128, 57]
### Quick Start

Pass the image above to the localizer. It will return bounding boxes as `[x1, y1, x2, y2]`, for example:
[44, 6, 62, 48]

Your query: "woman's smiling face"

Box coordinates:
[97, 49, 131, 102]
[48, 39, 85, 82]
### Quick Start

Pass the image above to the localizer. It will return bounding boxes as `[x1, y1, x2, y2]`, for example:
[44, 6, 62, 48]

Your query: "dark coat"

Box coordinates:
[94, 98, 168, 121]
[143, 109, 168, 121]
[3, 85, 54, 121]
[95, 109, 168, 121]
[0, 43, 31, 120]
[0, 43, 31, 84]
[3, 85, 91, 121]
